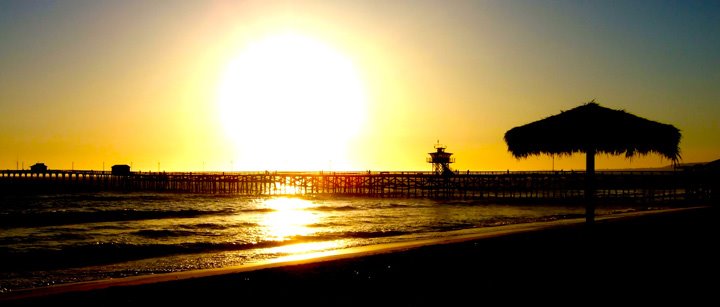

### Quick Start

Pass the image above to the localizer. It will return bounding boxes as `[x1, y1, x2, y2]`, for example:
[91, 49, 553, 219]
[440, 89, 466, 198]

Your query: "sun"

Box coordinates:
[217, 32, 367, 171]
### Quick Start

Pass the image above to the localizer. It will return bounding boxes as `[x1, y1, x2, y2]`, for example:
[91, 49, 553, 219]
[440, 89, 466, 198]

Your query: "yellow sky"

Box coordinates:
[1, 1, 718, 172]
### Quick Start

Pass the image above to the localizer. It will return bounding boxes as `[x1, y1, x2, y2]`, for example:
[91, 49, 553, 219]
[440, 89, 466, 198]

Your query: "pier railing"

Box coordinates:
[0, 169, 715, 204]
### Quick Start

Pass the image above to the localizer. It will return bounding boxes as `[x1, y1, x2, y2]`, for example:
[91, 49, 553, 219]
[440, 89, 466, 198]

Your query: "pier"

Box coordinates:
[0, 169, 715, 204]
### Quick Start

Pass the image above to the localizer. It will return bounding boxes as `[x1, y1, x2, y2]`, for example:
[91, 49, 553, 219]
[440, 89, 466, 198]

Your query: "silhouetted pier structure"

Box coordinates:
[0, 169, 715, 203]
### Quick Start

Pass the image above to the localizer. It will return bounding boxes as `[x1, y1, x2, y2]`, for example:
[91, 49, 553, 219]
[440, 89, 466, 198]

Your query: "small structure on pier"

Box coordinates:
[111, 164, 131, 176]
[30, 163, 48, 172]
[427, 141, 455, 176]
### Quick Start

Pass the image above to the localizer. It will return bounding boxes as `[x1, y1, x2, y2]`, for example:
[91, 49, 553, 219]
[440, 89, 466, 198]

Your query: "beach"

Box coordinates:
[2, 1, 718, 305]
[3, 205, 716, 305]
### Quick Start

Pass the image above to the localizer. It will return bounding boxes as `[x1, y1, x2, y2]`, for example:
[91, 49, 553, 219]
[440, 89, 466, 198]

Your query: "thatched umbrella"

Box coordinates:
[504, 101, 681, 224]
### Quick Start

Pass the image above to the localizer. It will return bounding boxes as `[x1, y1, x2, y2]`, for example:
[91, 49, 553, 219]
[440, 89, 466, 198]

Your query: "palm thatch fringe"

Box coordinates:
[504, 102, 681, 163]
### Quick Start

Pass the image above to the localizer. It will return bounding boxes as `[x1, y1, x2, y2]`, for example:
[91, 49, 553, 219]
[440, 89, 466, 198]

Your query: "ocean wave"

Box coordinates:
[89, 224, 131, 230]
[308, 205, 359, 212]
[370, 203, 415, 209]
[239, 208, 275, 213]
[426, 222, 478, 232]
[337, 230, 409, 238]
[0, 239, 319, 272]
[0, 209, 233, 229]
[0, 227, 417, 273]
[35, 193, 177, 204]
[293, 230, 410, 241]
[0, 232, 91, 246]
[132, 229, 202, 239]
[306, 221, 349, 228]
[177, 222, 256, 230]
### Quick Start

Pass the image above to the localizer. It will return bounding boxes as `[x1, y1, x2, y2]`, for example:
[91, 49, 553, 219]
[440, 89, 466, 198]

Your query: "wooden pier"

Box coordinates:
[0, 169, 715, 204]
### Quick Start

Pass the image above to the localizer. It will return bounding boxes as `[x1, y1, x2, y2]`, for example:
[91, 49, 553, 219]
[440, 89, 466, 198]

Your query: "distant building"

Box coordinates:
[427, 141, 455, 176]
[30, 163, 48, 172]
[111, 164, 131, 175]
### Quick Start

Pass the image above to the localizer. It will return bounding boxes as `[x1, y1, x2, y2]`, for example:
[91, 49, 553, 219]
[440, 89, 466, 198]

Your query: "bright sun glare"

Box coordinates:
[260, 197, 344, 257]
[218, 33, 367, 171]
[260, 197, 317, 241]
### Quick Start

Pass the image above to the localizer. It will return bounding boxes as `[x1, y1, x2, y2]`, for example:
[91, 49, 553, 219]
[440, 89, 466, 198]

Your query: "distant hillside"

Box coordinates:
[600, 160, 717, 172]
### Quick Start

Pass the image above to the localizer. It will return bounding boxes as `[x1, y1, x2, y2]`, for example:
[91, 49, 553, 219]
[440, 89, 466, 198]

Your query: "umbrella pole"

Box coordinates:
[585, 149, 596, 225]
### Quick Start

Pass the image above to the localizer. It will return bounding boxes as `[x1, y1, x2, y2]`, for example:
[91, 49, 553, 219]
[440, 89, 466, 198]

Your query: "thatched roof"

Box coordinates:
[504, 102, 681, 162]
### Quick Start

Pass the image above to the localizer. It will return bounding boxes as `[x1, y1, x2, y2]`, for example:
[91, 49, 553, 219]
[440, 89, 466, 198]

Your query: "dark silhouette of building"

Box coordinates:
[30, 163, 48, 172]
[111, 164, 131, 176]
[427, 141, 455, 176]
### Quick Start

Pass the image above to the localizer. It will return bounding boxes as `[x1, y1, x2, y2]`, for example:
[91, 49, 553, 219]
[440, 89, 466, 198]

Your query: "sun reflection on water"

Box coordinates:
[260, 197, 318, 241]
[265, 240, 345, 256]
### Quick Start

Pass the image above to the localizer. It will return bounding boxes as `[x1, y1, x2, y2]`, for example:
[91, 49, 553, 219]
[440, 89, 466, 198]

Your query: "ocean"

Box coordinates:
[0, 192, 655, 292]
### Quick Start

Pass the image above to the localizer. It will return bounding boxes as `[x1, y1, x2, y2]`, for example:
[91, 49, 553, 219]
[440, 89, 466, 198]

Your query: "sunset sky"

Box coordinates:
[1, 0, 718, 172]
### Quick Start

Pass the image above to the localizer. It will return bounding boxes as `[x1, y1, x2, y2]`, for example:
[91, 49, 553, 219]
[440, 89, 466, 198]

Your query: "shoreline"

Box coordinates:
[3, 211, 589, 299]
[3, 205, 716, 303]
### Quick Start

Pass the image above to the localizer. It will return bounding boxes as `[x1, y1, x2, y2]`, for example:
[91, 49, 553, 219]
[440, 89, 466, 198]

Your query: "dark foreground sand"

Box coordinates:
[3, 206, 718, 305]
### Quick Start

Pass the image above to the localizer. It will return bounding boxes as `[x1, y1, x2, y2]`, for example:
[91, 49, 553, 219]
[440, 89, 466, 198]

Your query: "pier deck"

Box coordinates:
[1, 170, 714, 203]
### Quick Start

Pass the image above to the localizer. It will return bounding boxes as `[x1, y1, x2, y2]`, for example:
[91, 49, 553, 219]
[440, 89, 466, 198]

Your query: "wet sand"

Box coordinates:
[3, 206, 717, 305]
